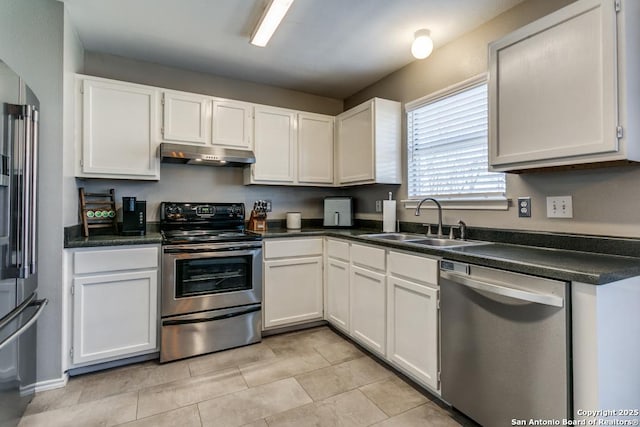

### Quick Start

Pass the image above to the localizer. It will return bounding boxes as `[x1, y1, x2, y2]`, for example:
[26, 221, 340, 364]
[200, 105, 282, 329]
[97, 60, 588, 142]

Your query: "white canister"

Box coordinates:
[286, 212, 302, 229]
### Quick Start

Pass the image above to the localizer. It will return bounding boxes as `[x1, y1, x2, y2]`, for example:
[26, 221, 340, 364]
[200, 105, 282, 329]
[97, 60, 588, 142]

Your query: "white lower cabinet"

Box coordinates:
[387, 276, 439, 390]
[350, 265, 386, 357]
[322, 238, 441, 393]
[325, 257, 349, 332]
[263, 238, 324, 329]
[325, 238, 350, 332]
[67, 245, 159, 367]
[387, 250, 440, 392]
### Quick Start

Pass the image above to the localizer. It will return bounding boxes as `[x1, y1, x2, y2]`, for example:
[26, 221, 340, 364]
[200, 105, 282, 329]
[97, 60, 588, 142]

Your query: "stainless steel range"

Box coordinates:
[159, 202, 262, 363]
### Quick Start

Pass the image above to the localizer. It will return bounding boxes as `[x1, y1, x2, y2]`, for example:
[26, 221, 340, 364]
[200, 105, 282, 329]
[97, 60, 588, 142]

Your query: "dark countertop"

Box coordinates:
[258, 228, 640, 285]
[64, 225, 640, 285]
[65, 232, 163, 248]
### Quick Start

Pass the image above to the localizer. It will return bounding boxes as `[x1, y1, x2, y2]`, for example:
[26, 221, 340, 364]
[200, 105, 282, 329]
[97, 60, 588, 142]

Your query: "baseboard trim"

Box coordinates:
[34, 375, 68, 392]
[262, 320, 328, 337]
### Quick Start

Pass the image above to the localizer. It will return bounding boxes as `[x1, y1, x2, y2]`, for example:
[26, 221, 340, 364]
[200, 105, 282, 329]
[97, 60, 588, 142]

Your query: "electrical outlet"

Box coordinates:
[546, 196, 573, 218]
[264, 200, 272, 212]
[517, 197, 531, 218]
[375, 200, 382, 213]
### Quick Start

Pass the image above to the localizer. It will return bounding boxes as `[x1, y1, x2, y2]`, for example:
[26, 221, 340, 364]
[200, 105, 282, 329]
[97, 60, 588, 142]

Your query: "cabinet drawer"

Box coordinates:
[74, 246, 159, 275]
[327, 239, 349, 261]
[351, 244, 385, 271]
[264, 238, 323, 259]
[388, 251, 438, 287]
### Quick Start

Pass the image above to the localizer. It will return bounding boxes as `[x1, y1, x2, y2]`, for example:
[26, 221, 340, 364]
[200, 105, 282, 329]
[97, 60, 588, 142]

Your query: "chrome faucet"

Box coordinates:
[457, 220, 467, 240]
[415, 197, 443, 237]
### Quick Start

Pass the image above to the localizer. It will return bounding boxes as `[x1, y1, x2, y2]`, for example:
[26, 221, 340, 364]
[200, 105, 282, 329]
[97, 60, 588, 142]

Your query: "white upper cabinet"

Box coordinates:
[246, 105, 297, 184]
[297, 112, 334, 184]
[161, 93, 253, 149]
[212, 99, 253, 149]
[336, 98, 401, 185]
[78, 77, 160, 180]
[162, 91, 208, 144]
[489, 0, 640, 171]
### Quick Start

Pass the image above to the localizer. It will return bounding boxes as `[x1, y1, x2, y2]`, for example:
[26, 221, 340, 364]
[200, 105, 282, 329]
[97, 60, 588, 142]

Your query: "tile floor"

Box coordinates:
[20, 326, 472, 427]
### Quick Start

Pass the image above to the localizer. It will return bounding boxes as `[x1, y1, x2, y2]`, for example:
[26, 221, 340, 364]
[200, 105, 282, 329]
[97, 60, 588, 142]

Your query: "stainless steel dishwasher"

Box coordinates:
[440, 260, 571, 426]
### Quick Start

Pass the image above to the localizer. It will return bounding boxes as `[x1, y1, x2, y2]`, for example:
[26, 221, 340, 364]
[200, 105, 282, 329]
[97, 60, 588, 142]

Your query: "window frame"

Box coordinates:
[403, 74, 508, 211]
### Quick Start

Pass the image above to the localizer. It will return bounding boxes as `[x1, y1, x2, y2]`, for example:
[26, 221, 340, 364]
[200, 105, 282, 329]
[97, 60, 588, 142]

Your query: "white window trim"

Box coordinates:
[402, 197, 510, 211]
[405, 73, 507, 210]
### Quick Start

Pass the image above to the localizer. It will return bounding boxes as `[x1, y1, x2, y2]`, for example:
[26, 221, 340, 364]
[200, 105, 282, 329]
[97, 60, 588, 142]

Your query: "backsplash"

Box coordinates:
[74, 163, 347, 223]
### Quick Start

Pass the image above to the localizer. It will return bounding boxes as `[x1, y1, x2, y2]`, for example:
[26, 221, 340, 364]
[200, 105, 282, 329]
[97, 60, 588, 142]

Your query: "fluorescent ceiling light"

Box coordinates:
[250, 0, 294, 47]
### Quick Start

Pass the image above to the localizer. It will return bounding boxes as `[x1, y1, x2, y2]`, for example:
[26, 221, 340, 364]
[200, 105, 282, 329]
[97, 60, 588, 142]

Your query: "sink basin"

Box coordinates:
[408, 238, 488, 248]
[361, 232, 490, 249]
[361, 233, 426, 242]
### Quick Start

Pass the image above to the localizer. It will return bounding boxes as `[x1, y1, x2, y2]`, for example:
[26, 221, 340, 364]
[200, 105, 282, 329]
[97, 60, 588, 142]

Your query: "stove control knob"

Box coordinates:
[227, 205, 241, 217]
[165, 204, 182, 219]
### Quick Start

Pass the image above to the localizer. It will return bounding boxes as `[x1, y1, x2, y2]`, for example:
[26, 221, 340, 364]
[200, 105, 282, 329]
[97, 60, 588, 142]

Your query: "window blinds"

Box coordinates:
[407, 82, 505, 199]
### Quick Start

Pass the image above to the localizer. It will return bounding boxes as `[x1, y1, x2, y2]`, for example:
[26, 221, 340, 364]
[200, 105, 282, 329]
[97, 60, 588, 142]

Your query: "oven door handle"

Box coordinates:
[162, 305, 261, 326]
[163, 248, 261, 256]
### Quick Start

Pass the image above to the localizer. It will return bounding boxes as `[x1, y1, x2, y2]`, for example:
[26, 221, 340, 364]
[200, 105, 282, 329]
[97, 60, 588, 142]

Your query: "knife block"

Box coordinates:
[247, 210, 267, 232]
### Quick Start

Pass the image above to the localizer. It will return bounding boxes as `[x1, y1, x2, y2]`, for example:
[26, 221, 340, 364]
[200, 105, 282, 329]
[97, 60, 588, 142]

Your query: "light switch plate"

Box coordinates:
[546, 196, 573, 218]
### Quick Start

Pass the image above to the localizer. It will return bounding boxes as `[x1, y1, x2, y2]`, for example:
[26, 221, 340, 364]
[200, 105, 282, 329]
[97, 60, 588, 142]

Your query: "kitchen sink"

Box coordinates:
[407, 238, 487, 248]
[361, 232, 489, 248]
[361, 233, 426, 241]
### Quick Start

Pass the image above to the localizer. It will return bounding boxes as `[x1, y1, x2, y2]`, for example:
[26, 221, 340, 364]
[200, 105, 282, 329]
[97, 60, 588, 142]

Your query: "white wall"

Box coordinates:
[0, 0, 70, 385]
[84, 52, 343, 115]
[341, 0, 640, 238]
[63, 12, 84, 226]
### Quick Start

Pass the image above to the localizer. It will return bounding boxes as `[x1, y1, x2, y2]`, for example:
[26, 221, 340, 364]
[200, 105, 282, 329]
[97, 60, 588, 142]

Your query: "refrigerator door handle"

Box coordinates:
[29, 107, 38, 275]
[0, 298, 47, 352]
[8, 104, 37, 278]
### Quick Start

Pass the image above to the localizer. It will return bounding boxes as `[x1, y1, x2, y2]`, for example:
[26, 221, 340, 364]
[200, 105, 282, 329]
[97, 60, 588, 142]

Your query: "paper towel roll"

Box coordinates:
[383, 200, 396, 232]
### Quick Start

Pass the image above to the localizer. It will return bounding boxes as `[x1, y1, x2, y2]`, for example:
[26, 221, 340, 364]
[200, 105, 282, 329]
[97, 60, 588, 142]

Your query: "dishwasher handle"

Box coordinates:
[440, 270, 564, 308]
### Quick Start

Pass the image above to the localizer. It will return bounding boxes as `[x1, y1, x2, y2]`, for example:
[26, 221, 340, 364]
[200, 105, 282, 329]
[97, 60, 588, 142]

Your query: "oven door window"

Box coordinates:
[175, 255, 252, 298]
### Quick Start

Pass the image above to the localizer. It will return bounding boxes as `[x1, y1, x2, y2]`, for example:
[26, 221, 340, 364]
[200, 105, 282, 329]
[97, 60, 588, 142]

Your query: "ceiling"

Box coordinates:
[61, 0, 525, 99]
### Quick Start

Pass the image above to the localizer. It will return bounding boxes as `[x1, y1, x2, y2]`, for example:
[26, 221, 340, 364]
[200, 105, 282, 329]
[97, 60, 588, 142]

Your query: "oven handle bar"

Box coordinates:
[163, 244, 262, 254]
[162, 305, 261, 326]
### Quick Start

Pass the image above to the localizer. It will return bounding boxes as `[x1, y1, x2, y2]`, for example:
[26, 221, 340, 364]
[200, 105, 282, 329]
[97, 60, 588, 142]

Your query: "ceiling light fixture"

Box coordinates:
[411, 29, 434, 59]
[250, 0, 295, 47]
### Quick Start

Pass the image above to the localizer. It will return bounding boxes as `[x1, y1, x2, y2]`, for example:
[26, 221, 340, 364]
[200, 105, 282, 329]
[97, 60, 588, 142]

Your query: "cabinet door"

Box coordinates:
[489, 0, 618, 169]
[350, 265, 386, 356]
[252, 106, 296, 183]
[81, 79, 159, 179]
[72, 270, 158, 365]
[212, 99, 252, 149]
[326, 257, 349, 332]
[162, 91, 209, 144]
[387, 276, 439, 391]
[337, 101, 374, 184]
[263, 256, 323, 329]
[298, 113, 334, 184]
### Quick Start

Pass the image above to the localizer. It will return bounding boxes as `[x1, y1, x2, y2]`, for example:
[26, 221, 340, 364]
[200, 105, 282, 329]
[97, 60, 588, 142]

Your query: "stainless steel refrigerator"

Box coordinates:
[0, 60, 47, 427]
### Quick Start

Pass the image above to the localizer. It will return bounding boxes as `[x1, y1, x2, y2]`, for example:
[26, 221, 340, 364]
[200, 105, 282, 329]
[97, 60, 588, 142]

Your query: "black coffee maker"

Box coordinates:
[121, 197, 146, 236]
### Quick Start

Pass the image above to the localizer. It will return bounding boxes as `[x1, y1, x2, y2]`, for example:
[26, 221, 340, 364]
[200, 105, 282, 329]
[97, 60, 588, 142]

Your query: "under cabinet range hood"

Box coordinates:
[160, 143, 256, 166]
